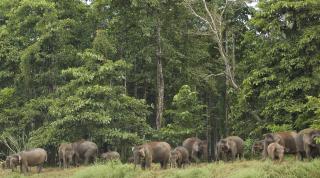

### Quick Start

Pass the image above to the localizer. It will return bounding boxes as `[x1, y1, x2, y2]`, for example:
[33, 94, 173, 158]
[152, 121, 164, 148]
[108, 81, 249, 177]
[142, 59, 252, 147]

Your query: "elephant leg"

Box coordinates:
[63, 157, 67, 169]
[191, 151, 199, 163]
[22, 162, 28, 175]
[37, 164, 43, 173]
[231, 152, 236, 162]
[84, 156, 89, 165]
[262, 148, 268, 160]
[146, 161, 151, 169]
[59, 158, 62, 169]
[84, 150, 96, 165]
[164, 160, 169, 169]
[296, 152, 303, 161]
[67, 158, 71, 168]
[160, 161, 164, 169]
[271, 154, 275, 160]
[305, 146, 312, 161]
[75, 153, 80, 166]
[177, 160, 182, 168]
[141, 162, 146, 170]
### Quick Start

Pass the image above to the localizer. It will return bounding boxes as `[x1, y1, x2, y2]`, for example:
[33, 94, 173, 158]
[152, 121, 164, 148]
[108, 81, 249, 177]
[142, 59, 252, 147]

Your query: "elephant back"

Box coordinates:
[182, 137, 202, 156]
[146, 142, 171, 162]
[74, 141, 98, 155]
[101, 151, 120, 160]
[276, 131, 297, 153]
[296, 128, 320, 152]
[226, 136, 244, 154]
[174, 146, 189, 163]
[20, 148, 47, 166]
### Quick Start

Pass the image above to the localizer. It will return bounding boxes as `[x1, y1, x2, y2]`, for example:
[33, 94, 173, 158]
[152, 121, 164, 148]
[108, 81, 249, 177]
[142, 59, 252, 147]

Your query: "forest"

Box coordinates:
[0, 0, 320, 177]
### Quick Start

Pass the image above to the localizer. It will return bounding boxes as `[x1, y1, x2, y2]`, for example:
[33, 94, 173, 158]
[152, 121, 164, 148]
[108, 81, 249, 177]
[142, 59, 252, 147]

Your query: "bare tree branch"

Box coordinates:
[185, 2, 218, 35]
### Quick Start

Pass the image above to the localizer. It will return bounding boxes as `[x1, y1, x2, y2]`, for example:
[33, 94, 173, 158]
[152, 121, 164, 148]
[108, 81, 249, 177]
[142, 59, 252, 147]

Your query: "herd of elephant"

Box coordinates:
[1, 128, 320, 174]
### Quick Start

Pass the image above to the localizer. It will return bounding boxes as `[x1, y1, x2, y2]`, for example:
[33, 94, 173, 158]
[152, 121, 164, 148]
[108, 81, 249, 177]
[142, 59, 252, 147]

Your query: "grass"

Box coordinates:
[1, 159, 320, 178]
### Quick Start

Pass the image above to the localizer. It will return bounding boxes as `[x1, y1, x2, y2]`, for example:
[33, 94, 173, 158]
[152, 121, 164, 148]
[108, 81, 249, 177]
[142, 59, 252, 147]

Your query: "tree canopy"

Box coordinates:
[0, 0, 319, 161]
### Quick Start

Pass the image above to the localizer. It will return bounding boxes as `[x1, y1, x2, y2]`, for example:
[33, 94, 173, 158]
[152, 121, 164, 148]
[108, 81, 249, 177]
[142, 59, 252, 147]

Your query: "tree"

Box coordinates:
[231, 0, 320, 137]
[156, 85, 207, 146]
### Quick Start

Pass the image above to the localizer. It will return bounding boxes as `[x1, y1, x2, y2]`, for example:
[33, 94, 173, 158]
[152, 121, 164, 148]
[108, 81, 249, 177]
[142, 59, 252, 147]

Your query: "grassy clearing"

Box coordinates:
[1, 159, 320, 178]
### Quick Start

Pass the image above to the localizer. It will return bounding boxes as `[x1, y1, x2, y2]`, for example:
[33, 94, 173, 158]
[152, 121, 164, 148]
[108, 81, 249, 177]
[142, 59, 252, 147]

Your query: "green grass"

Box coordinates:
[1, 159, 320, 178]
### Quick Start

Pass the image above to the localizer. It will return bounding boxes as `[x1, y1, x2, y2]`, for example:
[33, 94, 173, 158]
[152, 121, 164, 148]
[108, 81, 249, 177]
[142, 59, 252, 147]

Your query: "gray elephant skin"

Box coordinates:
[170, 146, 189, 168]
[295, 128, 320, 160]
[101, 151, 120, 161]
[71, 140, 98, 165]
[216, 136, 244, 161]
[267, 142, 285, 162]
[6, 148, 47, 175]
[262, 131, 297, 159]
[58, 143, 75, 168]
[4, 154, 19, 171]
[182, 137, 208, 162]
[132, 141, 171, 169]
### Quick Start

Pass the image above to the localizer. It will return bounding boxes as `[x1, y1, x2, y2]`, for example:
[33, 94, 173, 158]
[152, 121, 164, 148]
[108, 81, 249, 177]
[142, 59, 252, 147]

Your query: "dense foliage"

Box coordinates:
[0, 0, 319, 162]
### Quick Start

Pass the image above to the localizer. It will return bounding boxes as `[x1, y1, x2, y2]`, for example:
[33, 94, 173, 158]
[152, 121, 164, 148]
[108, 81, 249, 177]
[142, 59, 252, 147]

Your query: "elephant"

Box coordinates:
[71, 140, 98, 166]
[101, 151, 120, 161]
[262, 131, 297, 159]
[182, 137, 208, 162]
[215, 140, 225, 161]
[251, 140, 264, 156]
[295, 128, 320, 161]
[4, 154, 19, 171]
[127, 156, 134, 163]
[58, 143, 75, 168]
[132, 141, 171, 169]
[8, 148, 47, 175]
[1, 161, 5, 169]
[267, 142, 285, 162]
[216, 136, 244, 162]
[169, 146, 190, 168]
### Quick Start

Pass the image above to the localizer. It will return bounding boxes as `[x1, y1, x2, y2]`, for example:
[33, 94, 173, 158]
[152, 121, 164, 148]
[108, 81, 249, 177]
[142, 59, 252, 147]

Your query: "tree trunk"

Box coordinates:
[224, 70, 229, 136]
[155, 18, 164, 130]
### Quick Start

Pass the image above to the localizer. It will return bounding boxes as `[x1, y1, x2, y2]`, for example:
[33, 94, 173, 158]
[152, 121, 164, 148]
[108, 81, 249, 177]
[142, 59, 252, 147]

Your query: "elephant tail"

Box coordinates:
[45, 153, 48, 162]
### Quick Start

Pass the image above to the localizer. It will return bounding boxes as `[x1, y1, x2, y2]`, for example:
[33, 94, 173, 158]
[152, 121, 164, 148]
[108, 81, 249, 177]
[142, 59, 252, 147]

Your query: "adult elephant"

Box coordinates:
[58, 143, 74, 168]
[71, 140, 98, 166]
[182, 137, 208, 162]
[262, 131, 297, 159]
[132, 141, 171, 169]
[216, 136, 244, 162]
[295, 128, 320, 160]
[7, 148, 47, 175]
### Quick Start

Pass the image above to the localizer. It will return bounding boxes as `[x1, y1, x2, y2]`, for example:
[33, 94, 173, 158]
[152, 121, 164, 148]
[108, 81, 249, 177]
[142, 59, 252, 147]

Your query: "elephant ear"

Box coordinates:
[226, 140, 233, 149]
[138, 147, 145, 157]
[193, 143, 200, 152]
[311, 131, 320, 142]
[14, 154, 22, 163]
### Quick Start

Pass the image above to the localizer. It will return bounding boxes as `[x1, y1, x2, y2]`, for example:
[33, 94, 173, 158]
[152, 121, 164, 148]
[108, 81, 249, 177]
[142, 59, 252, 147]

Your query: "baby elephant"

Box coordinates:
[267, 143, 285, 162]
[170, 146, 190, 168]
[101, 151, 120, 161]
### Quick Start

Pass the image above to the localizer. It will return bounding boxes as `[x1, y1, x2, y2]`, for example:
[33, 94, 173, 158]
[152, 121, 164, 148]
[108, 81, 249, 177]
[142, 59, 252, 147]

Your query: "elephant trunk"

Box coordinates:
[133, 154, 138, 170]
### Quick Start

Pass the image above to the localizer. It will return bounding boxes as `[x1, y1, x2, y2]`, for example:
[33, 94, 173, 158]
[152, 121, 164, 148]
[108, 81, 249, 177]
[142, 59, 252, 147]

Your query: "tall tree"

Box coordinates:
[232, 0, 320, 137]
